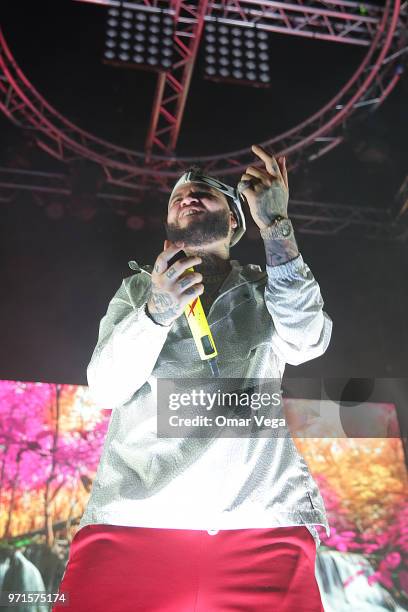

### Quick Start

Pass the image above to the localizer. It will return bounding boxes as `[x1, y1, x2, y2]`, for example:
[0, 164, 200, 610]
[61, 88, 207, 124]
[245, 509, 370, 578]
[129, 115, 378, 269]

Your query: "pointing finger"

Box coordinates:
[252, 144, 284, 182]
[280, 156, 289, 190]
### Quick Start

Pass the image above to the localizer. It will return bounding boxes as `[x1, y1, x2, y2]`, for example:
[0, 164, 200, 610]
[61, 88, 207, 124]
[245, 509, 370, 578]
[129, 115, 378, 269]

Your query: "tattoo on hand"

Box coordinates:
[256, 187, 288, 226]
[148, 288, 180, 324]
[184, 286, 199, 295]
[179, 276, 192, 289]
[166, 268, 177, 279]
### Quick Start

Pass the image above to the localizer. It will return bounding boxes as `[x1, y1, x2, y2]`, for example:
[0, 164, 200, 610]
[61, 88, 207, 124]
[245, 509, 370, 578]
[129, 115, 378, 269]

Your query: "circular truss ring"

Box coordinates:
[0, 0, 406, 190]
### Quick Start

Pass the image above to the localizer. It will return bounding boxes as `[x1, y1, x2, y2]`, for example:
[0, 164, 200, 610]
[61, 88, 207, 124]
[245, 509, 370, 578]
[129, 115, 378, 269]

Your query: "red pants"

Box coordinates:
[53, 524, 324, 612]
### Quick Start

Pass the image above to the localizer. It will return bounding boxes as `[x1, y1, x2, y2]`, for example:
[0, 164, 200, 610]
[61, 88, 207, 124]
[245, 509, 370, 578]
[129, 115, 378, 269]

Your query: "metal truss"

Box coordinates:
[0, 0, 406, 189]
[76, 0, 386, 46]
[1, 166, 407, 240]
[145, 0, 211, 158]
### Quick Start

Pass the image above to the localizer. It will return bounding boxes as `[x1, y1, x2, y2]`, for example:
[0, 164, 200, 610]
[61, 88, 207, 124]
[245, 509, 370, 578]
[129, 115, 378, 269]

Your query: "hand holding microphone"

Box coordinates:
[146, 240, 220, 376]
[146, 240, 204, 327]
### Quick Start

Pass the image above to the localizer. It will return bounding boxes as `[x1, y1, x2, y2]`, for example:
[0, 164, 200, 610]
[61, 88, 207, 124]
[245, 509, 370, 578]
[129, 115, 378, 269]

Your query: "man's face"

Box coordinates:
[165, 181, 237, 247]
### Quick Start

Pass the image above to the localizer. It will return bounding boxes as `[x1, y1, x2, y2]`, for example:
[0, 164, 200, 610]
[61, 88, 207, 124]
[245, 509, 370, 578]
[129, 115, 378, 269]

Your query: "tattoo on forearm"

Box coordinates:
[263, 236, 299, 267]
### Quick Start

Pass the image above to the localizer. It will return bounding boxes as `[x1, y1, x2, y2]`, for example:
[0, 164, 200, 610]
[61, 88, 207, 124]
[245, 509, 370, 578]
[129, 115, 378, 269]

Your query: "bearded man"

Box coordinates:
[53, 145, 332, 612]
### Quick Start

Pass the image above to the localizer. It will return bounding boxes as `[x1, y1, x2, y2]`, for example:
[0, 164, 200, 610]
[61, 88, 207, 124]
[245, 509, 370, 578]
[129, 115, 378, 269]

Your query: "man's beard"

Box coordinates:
[164, 208, 230, 246]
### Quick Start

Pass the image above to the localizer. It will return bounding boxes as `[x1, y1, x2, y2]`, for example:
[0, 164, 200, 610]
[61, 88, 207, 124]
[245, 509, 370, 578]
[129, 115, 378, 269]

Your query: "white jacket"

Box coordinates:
[79, 253, 333, 550]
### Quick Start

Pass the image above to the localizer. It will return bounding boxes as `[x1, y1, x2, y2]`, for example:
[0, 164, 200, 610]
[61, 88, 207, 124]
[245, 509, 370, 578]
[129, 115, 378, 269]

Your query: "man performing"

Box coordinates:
[54, 144, 333, 611]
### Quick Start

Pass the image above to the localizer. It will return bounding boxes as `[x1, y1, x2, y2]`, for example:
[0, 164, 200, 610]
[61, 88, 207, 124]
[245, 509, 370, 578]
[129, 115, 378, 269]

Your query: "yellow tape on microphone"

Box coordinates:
[183, 266, 218, 361]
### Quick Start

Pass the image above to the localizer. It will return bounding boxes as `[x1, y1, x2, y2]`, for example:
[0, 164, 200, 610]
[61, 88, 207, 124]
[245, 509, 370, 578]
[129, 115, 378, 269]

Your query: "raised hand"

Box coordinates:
[238, 144, 289, 230]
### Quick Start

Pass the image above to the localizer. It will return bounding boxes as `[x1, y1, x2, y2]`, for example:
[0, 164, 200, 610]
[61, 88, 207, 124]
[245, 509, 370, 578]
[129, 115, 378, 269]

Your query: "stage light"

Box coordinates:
[203, 22, 271, 88]
[103, 7, 175, 73]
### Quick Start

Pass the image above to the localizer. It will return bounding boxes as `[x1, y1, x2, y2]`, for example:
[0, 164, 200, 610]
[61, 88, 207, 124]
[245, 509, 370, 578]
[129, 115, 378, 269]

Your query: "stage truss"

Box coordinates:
[0, 0, 407, 233]
[1, 166, 407, 240]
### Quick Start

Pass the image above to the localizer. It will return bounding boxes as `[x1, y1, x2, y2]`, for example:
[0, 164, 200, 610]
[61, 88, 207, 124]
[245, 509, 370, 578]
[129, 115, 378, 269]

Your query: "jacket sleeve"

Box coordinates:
[264, 253, 333, 366]
[86, 273, 172, 410]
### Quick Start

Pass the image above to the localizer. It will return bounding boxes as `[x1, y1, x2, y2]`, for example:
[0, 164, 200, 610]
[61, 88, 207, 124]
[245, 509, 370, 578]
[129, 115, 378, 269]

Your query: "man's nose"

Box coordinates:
[180, 194, 200, 206]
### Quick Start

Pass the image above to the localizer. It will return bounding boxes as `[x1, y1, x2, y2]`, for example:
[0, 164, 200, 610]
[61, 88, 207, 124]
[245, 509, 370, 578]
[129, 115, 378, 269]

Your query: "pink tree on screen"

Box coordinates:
[0, 380, 108, 542]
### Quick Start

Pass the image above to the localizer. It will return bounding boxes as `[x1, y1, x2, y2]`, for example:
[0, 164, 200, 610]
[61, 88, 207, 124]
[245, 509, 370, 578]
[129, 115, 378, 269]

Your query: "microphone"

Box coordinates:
[168, 249, 220, 377]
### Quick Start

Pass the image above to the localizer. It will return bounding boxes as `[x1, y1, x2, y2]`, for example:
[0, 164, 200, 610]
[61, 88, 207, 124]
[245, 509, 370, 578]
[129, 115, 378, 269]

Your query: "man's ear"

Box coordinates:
[230, 211, 238, 229]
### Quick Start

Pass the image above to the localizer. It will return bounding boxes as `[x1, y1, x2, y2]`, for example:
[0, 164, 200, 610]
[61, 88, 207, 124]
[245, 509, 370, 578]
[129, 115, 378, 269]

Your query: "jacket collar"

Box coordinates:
[218, 260, 266, 294]
[128, 259, 266, 292]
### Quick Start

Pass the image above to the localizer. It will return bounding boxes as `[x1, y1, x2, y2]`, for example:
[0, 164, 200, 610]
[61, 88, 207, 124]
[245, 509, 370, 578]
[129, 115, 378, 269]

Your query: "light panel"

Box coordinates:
[103, 7, 174, 72]
[203, 22, 271, 88]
